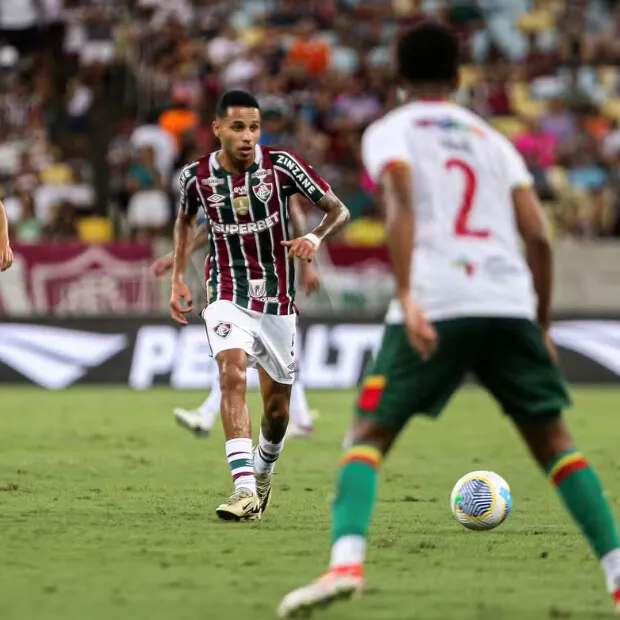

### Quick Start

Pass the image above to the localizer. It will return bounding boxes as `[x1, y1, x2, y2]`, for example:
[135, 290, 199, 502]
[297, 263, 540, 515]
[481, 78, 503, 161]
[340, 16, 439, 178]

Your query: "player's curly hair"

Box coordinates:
[397, 21, 459, 85]
[215, 90, 260, 118]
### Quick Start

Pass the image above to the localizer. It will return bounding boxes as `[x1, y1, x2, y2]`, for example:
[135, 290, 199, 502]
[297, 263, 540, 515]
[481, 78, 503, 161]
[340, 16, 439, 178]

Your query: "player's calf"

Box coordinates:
[518, 418, 620, 608]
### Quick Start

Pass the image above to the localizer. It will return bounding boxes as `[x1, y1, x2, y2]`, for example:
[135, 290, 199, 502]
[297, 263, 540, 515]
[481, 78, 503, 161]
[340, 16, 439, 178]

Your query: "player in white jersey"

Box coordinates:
[279, 22, 620, 617]
[0, 200, 13, 271]
[150, 196, 319, 438]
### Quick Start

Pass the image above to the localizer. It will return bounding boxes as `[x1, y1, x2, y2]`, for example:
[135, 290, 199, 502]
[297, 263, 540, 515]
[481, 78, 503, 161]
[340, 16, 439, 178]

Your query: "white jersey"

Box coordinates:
[362, 100, 536, 323]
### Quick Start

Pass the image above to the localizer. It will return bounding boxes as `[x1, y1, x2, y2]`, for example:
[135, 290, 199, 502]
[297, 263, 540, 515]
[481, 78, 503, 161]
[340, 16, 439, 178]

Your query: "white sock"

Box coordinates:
[601, 548, 620, 592]
[225, 438, 256, 495]
[290, 380, 312, 430]
[330, 535, 366, 568]
[254, 429, 284, 476]
[199, 377, 222, 421]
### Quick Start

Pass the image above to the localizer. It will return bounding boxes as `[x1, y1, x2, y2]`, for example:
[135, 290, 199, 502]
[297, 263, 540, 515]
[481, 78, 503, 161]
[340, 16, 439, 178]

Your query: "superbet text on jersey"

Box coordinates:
[179, 145, 330, 316]
[362, 101, 537, 324]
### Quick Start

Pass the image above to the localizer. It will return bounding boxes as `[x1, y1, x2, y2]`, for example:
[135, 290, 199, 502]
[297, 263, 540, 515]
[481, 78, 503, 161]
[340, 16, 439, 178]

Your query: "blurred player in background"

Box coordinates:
[171, 90, 349, 522]
[279, 23, 620, 617]
[151, 196, 320, 439]
[0, 200, 13, 272]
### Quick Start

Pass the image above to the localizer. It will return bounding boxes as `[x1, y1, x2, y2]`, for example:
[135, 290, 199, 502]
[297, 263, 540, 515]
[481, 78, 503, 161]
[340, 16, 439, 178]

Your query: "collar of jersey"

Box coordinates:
[211, 145, 262, 176]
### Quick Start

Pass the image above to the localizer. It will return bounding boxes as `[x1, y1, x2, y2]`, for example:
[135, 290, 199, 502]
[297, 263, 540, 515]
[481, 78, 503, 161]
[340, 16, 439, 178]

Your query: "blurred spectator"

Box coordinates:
[287, 19, 330, 76]
[126, 146, 170, 238]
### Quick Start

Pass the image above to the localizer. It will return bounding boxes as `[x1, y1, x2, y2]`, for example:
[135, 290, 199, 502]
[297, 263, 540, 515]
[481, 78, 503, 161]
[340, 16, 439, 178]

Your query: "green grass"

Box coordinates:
[1, 387, 620, 620]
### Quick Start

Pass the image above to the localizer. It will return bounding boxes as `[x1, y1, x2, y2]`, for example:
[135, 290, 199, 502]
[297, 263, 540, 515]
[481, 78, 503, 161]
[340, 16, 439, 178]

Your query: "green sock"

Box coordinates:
[331, 445, 381, 545]
[547, 448, 620, 558]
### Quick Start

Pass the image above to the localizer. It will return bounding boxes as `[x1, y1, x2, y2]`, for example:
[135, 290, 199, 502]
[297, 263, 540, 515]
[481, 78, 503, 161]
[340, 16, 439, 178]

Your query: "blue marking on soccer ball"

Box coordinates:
[458, 478, 493, 517]
[500, 486, 512, 519]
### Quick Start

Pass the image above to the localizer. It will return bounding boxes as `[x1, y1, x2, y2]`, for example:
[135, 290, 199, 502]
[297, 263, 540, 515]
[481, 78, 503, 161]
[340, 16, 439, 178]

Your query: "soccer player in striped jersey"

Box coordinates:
[170, 90, 350, 521]
[150, 198, 320, 438]
[279, 23, 620, 616]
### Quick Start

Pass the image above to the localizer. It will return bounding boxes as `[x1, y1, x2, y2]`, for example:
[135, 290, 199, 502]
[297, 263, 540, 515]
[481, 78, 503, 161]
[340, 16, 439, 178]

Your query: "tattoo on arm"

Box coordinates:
[311, 190, 350, 240]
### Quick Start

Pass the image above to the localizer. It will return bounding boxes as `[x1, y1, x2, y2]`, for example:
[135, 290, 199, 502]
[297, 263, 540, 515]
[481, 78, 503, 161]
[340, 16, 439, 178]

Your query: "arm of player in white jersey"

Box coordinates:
[0, 200, 13, 272]
[381, 162, 437, 359]
[170, 207, 197, 325]
[150, 221, 210, 279]
[513, 186, 554, 336]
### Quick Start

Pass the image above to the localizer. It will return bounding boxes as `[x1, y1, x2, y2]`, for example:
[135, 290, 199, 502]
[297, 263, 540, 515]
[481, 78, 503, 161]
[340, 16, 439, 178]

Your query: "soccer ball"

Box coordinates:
[450, 470, 512, 531]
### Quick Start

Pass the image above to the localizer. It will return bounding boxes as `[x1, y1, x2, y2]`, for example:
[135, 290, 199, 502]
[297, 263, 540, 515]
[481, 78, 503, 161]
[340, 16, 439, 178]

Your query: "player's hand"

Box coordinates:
[150, 253, 174, 280]
[401, 295, 437, 360]
[169, 278, 194, 325]
[281, 237, 317, 262]
[299, 262, 320, 295]
[0, 241, 13, 272]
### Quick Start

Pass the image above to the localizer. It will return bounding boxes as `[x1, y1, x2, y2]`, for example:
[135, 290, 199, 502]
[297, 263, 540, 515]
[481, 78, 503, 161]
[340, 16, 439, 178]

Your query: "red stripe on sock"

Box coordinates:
[613, 589, 620, 605]
[341, 455, 380, 469]
[552, 458, 588, 486]
[232, 471, 253, 481]
[228, 452, 246, 458]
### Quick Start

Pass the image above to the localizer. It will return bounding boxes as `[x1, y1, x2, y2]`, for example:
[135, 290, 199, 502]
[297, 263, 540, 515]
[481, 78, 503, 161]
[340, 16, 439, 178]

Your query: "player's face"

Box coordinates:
[213, 107, 261, 163]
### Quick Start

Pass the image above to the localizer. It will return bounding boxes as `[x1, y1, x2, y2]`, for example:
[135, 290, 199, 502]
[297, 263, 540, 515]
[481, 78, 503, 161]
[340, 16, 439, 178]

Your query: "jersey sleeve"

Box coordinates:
[179, 162, 200, 217]
[498, 135, 534, 190]
[362, 118, 412, 184]
[271, 150, 330, 205]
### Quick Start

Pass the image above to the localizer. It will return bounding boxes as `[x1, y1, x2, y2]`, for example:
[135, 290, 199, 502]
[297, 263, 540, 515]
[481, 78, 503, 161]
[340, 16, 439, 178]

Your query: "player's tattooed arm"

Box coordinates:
[282, 190, 350, 261]
[513, 187, 553, 333]
[382, 162, 437, 359]
[0, 199, 13, 272]
[288, 196, 321, 293]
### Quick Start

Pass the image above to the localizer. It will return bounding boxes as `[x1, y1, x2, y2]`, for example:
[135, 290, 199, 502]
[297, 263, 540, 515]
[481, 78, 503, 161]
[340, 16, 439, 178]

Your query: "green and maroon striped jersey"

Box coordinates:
[179, 144, 330, 315]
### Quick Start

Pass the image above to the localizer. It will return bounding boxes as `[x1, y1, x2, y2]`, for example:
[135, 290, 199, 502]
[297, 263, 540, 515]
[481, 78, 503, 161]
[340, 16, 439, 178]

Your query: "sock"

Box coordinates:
[199, 377, 222, 422]
[254, 430, 284, 476]
[330, 444, 381, 568]
[547, 448, 620, 586]
[290, 380, 313, 430]
[225, 438, 256, 495]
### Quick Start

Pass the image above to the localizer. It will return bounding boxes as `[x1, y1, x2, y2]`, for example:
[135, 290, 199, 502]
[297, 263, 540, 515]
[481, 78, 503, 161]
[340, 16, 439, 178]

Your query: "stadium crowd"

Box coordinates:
[2, 0, 620, 245]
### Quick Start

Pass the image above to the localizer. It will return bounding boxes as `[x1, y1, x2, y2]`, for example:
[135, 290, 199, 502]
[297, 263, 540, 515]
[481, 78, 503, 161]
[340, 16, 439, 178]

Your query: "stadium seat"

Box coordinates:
[517, 11, 555, 32]
[460, 65, 481, 88]
[77, 217, 114, 243]
[602, 97, 620, 121]
[343, 218, 386, 247]
[490, 116, 526, 140]
[598, 67, 618, 93]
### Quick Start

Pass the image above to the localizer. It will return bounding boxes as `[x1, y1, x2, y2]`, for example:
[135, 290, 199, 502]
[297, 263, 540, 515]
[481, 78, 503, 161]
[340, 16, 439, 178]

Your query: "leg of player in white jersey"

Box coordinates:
[286, 379, 314, 438]
[173, 378, 222, 436]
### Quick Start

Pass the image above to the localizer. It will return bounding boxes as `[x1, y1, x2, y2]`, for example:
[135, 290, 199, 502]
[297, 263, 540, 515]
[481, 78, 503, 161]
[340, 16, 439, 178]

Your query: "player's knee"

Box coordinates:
[218, 360, 246, 395]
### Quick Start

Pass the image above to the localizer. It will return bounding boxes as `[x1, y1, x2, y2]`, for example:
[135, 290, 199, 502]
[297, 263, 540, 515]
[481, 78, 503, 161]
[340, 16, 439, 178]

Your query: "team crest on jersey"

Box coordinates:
[233, 196, 250, 216]
[252, 182, 273, 203]
[202, 176, 224, 187]
[251, 168, 272, 180]
[214, 322, 231, 338]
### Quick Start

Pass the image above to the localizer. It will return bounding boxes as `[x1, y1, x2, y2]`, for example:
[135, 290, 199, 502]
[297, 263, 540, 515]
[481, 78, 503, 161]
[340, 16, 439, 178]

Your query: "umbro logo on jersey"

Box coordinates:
[0, 324, 127, 389]
[213, 322, 231, 338]
[208, 194, 225, 203]
[202, 176, 224, 187]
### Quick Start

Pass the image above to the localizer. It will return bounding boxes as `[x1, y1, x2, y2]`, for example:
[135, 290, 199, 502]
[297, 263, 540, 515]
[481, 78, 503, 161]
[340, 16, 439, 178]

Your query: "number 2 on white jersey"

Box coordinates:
[445, 158, 490, 239]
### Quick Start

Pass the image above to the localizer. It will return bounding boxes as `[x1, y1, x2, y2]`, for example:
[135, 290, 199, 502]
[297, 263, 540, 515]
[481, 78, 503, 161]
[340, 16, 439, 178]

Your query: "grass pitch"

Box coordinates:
[1, 387, 620, 620]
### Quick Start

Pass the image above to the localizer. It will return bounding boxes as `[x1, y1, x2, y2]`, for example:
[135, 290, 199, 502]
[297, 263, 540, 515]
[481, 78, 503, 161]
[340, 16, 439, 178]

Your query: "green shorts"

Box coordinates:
[356, 317, 571, 431]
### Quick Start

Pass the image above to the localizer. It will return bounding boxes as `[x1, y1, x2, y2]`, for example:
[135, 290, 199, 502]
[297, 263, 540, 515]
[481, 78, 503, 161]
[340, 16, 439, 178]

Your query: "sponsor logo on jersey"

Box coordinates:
[273, 154, 318, 196]
[233, 195, 250, 216]
[213, 322, 231, 338]
[0, 324, 126, 389]
[233, 185, 248, 196]
[202, 176, 224, 187]
[208, 193, 225, 203]
[249, 278, 267, 299]
[211, 212, 280, 236]
[251, 169, 272, 180]
[252, 182, 273, 203]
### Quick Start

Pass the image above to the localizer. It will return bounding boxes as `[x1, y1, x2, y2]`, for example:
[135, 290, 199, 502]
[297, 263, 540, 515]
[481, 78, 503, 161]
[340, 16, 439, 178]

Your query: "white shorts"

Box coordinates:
[203, 300, 297, 385]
